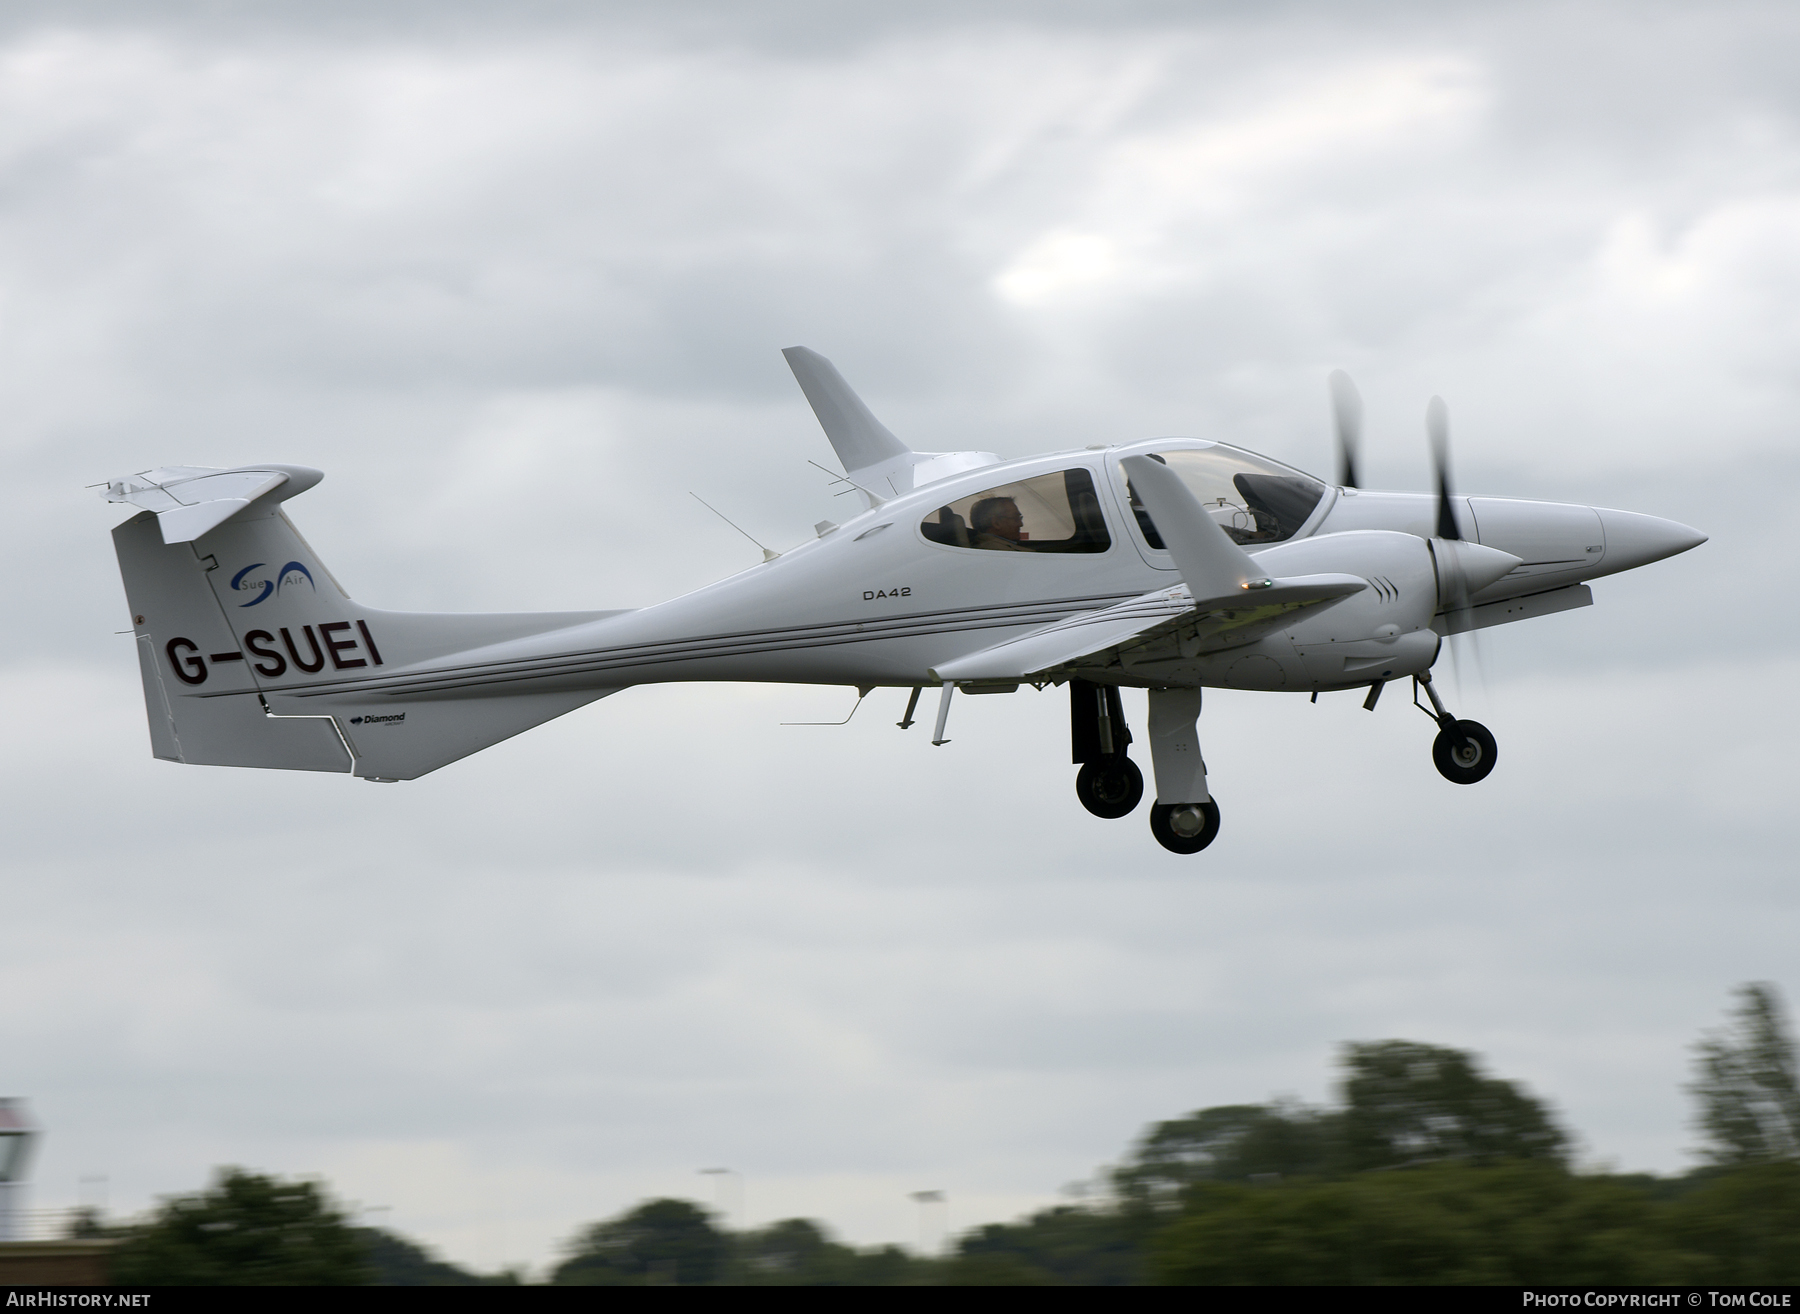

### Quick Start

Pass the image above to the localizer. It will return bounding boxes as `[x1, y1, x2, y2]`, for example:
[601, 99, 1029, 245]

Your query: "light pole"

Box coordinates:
[0, 1100, 40, 1244]
[908, 1190, 946, 1257]
[698, 1168, 742, 1231]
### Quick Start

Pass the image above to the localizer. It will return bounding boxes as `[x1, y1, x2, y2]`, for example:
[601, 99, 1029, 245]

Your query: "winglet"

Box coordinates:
[1120, 455, 1264, 600]
[782, 347, 912, 474]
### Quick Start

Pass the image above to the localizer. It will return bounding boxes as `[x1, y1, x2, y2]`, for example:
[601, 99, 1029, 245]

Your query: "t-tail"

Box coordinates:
[104, 465, 629, 781]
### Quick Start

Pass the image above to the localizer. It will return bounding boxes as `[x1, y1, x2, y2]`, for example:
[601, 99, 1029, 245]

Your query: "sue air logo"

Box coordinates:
[230, 561, 315, 607]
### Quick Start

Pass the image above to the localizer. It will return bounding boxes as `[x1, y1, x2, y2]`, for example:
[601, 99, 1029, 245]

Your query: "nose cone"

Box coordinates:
[1595, 508, 1708, 574]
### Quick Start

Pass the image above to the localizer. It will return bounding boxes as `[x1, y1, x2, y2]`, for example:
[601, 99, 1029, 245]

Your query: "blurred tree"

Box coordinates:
[1665, 1162, 1800, 1284]
[1150, 1163, 1684, 1286]
[64, 1207, 109, 1239]
[1691, 982, 1800, 1165]
[957, 1204, 1146, 1285]
[737, 1218, 855, 1285]
[733, 1218, 928, 1285]
[357, 1228, 516, 1286]
[1339, 1041, 1567, 1171]
[553, 1199, 727, 1286]
[843, 1244, 924, 1285]
[1113, 1100, 1341, 1209]
[108, 1168, 372, 1286]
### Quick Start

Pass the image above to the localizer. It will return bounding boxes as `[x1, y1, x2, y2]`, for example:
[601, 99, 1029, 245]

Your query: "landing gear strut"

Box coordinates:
[1146, 686, 1219, 854]
[1414, 671, 1498, 784]
[1070, 680, 1143, 818]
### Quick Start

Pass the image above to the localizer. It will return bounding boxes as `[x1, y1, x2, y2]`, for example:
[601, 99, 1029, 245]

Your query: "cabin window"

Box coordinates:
[1122, 445, 1325, 547]
[920, 467, 1111, 554]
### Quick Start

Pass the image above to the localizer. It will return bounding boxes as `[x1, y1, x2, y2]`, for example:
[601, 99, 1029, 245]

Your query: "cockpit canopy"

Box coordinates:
[913, 444, 1325, 557]
[920, 467, 1111, 553]
[1122, 445, 1325, 547]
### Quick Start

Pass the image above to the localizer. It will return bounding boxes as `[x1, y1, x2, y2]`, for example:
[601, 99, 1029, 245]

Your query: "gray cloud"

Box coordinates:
[2, 0, 1795, 1273]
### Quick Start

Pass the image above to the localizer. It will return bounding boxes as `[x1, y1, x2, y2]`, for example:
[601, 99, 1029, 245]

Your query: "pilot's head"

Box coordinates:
[971, 497, 1024, 541]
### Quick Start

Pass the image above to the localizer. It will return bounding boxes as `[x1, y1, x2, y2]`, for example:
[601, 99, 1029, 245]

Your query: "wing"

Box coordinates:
[931, 575, 1366, 684]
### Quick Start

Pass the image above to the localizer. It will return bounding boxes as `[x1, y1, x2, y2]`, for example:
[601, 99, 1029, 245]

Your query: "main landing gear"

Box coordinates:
[1149, 800, 1221, 854]
[1071, 681, 1143, 819]
[1414, 670, 1498, 785]
[1071, 680, 1219, 853]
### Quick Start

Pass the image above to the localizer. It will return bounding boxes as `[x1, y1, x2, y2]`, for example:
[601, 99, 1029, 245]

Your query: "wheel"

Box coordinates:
[1076, 755, 1144, 819]
[1149, 799, 1221, 854]
[1432, 719, 1497, 784]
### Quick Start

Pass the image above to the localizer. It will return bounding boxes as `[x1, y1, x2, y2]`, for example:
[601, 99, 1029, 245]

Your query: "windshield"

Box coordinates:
[1122, 445, 1325, 547]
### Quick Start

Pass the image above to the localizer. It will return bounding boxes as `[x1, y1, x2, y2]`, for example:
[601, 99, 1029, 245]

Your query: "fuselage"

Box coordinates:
[308, 437, 1703, 705]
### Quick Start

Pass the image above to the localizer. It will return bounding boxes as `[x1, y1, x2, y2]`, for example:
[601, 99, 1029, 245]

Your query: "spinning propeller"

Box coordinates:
[1328, 369, 1362, 490]
[1328, 375, 1490, 702]
[1423, 393, 1484, 696]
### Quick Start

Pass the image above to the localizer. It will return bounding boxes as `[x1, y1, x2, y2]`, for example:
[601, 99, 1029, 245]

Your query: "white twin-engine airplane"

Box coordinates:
[101, 348, 1704, 852]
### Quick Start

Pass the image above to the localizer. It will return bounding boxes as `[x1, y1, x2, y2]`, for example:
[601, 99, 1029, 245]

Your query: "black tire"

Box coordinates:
[1076, 755, 1144, 819]
[1432, 719, 1497, 784]
[1149, 799, 1221, 854]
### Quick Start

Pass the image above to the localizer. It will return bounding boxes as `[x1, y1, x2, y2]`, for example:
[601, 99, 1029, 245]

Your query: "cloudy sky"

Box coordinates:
[3, 0, 1796, 1274]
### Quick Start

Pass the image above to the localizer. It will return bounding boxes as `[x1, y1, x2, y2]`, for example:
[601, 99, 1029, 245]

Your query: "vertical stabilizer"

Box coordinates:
[782, 346, 911, 476]
[782, 346, 1002, 504]
[106, 479, 629, 780]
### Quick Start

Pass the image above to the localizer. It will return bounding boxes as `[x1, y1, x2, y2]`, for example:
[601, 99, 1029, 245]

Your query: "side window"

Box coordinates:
[1123, 447, 1325, 547]
[920, 467, 1111, 554]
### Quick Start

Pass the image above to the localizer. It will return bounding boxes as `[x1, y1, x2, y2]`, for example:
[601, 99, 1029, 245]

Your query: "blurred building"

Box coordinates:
[0, 1099, 114, 1285]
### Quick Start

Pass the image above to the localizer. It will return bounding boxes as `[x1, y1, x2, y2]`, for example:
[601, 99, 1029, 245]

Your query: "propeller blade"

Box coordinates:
[1328, 369, 1362, 489]
[1427, 394, 1460, 541]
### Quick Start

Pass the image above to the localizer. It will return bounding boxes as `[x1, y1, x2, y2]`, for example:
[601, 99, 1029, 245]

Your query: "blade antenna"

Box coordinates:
[781, 688, 870, 725]
[690, 492, 780, 562]
[1329, 370, 1363, 489]
[806, 459, 888, 505]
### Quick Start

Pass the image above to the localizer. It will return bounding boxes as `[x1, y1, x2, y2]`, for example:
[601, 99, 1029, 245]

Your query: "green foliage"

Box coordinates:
[736, 1219, 927, 1285]
[1111, 1040, 1564, 1218]
[937, 1251, 1063, 1285]
[1664, 1162, 1800, 1283]
[956, 1204, 1148, 1285]
[1149, 1163, 1685, 1285]
[1148, 1160, 1800, 1286]
[108, 1168, 373, 1286]
[357, 1227, 515, 1286]
[553, 1198, 728, 1286]
[1339, 1041, 1568, 1171]
[1113, 1101, 1341, 1209]
[1691, 982, 1800, 1165]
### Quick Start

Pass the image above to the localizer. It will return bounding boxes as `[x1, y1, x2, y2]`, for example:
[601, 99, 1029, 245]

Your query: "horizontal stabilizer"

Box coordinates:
[931, 573, 1366, 683]
[103, 464, 324, 543]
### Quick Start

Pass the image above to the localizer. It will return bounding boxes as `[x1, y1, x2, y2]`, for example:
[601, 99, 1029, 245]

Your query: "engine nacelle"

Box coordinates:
[1120, 530, 1453, 691]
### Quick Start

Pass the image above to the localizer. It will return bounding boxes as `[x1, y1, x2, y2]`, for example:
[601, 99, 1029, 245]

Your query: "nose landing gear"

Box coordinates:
[1415, 671, 1498, 784]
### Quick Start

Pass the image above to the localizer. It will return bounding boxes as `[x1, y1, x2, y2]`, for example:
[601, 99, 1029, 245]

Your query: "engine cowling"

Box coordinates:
[1118, 530, 1453, 691]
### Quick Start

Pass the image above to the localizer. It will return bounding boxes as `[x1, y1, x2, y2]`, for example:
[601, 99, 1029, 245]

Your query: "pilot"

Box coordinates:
[970, 497, 1032, 551]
